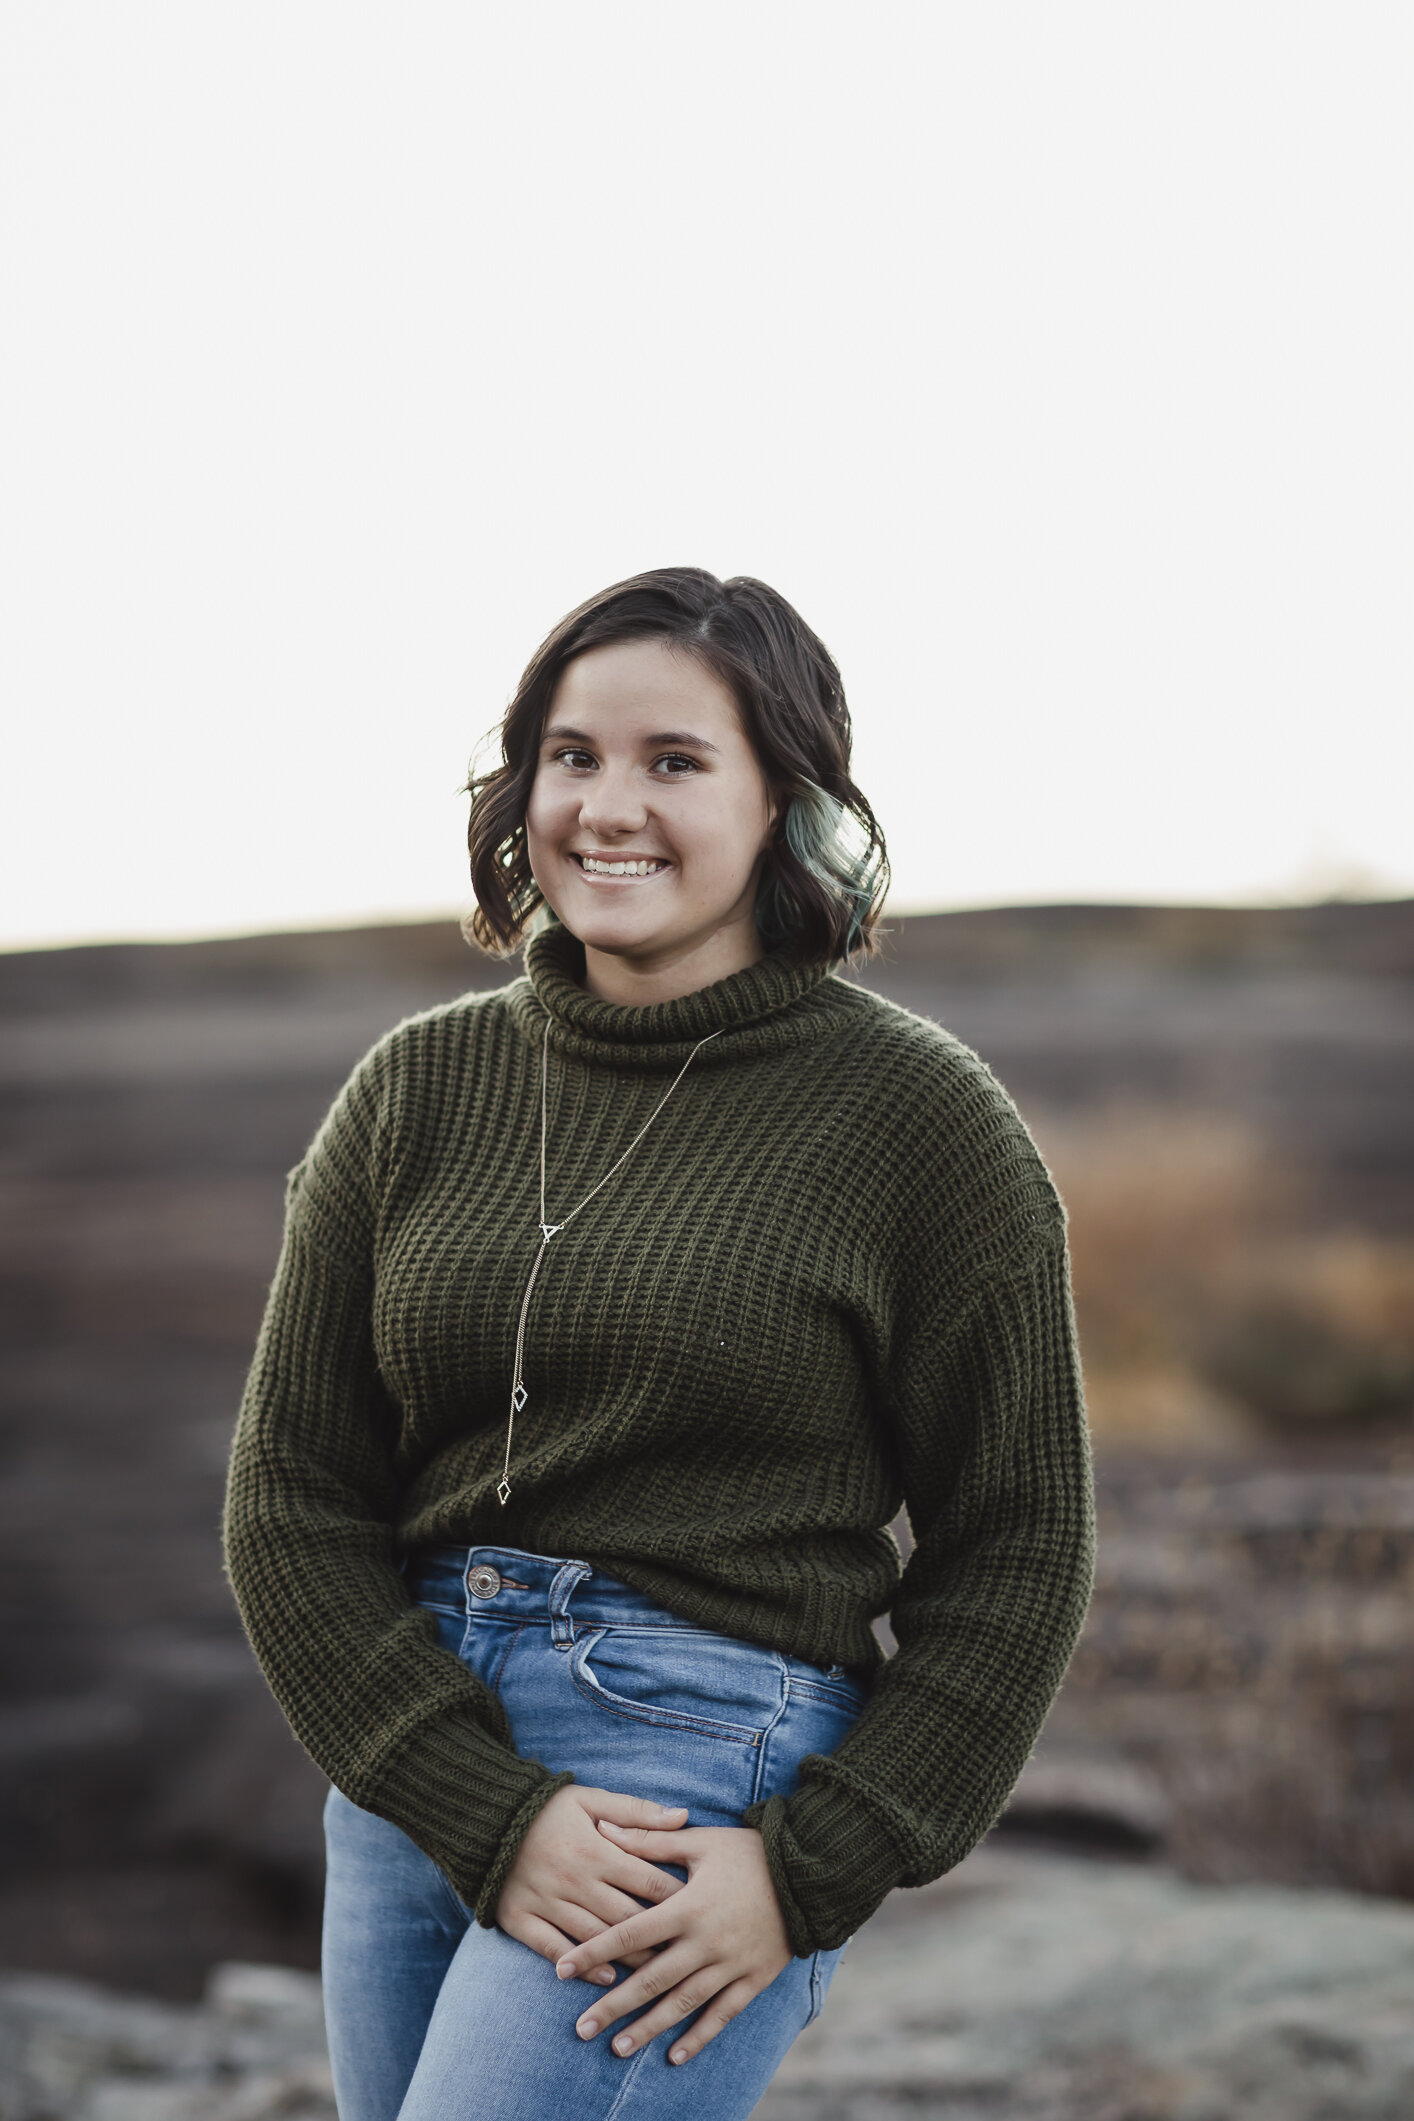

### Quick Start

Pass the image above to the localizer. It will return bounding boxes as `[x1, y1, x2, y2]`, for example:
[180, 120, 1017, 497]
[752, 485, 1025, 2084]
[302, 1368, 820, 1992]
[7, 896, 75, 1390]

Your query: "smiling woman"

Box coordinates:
[223, 566, 1095, 2121]
[525, 637, 778, 1005]
[466, 569, 887, 986]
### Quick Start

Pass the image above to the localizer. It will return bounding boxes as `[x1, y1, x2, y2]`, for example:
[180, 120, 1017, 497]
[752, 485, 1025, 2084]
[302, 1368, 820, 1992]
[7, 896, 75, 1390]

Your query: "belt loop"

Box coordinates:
[548, 1559, 592, 1648]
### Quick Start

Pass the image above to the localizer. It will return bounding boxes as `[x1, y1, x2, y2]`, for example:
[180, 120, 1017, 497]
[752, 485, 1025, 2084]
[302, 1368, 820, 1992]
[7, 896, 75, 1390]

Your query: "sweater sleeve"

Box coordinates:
[221, 1038, 571, 1919]
[744, 1229, 1095, 1954]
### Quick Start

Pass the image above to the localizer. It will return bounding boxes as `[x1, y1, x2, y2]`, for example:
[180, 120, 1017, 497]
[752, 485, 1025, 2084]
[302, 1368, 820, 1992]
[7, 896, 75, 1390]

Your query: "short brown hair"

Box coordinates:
[465, 567, 888, 965]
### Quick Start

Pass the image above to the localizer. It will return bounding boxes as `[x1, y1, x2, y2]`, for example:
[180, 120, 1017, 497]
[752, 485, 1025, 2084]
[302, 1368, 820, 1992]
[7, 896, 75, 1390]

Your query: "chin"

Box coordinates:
[558, 900, 662, 957]
[577, 924, 663, 962]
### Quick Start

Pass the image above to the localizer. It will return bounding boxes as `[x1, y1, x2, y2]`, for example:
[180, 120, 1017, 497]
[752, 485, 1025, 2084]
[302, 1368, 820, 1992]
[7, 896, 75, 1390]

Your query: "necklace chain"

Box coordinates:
[497, 1017, 722, 1505]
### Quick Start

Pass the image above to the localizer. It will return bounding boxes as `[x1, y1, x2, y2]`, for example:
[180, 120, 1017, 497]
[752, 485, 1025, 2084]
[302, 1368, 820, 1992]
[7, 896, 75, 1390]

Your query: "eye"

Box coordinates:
[552, 747, 597, 771]
[653, 752, 700, 776]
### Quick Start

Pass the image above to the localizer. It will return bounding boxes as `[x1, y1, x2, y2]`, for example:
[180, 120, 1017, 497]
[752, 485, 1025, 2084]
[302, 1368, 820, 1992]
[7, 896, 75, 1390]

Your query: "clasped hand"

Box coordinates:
[495, 1785, 792, 2065]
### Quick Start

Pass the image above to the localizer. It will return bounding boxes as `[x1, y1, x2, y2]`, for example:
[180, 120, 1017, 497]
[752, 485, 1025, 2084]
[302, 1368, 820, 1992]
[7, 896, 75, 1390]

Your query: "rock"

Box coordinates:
[3, 905, 1414, 1988]
[7, 1856, 1414, 2118]
[761, 1847, 1414, 2120]
[1010, 1468, 1414, 1896]
[205, 1962, 324, 2030]
[0, 1961, 333, 2121]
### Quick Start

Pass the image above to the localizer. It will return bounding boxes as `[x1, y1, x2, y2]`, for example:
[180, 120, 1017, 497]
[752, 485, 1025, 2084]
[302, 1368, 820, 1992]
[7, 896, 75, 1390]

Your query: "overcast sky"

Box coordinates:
[2, 2, 1410, 949]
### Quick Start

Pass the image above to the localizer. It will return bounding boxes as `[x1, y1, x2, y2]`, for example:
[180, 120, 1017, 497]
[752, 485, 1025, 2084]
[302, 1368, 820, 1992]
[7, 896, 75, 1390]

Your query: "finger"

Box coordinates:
[599, 1848, 686, 1903]
[612, 1968, 736, 2057]
[571, 1944, 706, 2041]
[668, 1976, 758, 2064]
[594, 1961, 734, 2056]
[543, 1910, 653, 1974]
[548, 1887, 653, 1943]
[555, 1903, 678, 1983]
[596, 1820, 692, 1862]
[499, 1909, 599, 1973]
[519, 1908, 617, 1984]
[586, 1791, 689, 1831]
[542, 1900, 631, 1976]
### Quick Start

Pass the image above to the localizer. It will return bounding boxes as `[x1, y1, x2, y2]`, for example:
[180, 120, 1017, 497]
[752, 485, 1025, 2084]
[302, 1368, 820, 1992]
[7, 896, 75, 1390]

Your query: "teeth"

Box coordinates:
[579, 856, 663, 876]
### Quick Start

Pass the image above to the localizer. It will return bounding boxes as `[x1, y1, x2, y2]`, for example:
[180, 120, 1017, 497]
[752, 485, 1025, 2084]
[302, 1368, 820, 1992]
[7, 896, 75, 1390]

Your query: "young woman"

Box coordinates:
[223, 568, 1094, 2121]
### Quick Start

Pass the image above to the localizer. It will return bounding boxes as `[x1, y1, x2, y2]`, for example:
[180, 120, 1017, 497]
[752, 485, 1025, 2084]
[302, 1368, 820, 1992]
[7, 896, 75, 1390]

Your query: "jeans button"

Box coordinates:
[467, 1564, 502, 1599]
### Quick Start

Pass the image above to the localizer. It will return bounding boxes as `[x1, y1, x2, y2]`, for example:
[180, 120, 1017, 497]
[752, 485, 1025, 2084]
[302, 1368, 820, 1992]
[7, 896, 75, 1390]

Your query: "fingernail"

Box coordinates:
[576, 2017, 597, 2039]
[592, 1968, 615, 1986]
[614, 2034, 634, 2055]
[653, 1802, 685, 1816]
[670, 2047, 688, 2065]
[556, 1959, 575, 1978]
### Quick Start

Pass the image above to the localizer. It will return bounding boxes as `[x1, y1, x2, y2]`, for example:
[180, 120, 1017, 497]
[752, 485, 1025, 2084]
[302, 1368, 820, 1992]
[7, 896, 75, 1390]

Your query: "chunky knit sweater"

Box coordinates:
[223, 922, 1094, 1955]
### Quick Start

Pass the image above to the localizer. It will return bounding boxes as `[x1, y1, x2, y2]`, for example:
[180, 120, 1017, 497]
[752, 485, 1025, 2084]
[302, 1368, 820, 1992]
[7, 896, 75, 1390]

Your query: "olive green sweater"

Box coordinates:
[222, 923, 1094, 1955]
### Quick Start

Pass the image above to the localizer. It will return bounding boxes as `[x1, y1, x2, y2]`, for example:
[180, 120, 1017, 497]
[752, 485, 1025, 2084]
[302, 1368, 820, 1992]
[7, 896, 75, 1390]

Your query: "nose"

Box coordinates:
[578, 762, 648, 840]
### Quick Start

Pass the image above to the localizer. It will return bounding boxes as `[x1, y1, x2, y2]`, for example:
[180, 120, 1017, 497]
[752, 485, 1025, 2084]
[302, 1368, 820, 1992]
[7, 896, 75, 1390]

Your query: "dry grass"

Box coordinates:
[1031, 1104, 1414, 1450]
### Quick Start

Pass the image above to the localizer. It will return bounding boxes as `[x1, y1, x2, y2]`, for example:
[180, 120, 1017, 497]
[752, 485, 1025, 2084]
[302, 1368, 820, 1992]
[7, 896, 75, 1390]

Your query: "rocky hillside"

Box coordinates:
[0, 901, 1410, 1993]
[6, 1847, 1414, 2120]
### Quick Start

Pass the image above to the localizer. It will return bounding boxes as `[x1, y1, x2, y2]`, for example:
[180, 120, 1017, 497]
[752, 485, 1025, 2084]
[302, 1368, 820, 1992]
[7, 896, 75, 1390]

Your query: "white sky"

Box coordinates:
[2, 2, 1411, 949]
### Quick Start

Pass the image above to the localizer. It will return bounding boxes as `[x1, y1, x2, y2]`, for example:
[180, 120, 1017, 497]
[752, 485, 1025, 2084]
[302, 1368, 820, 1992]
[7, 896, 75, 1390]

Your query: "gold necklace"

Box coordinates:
[497, 1016, 722, 1505]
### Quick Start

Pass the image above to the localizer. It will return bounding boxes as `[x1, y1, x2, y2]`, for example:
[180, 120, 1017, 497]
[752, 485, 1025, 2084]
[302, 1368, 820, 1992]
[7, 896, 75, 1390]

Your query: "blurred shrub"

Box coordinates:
[1202, 1234, 1414, 1429]
[1033, 1104, 1414, 1446]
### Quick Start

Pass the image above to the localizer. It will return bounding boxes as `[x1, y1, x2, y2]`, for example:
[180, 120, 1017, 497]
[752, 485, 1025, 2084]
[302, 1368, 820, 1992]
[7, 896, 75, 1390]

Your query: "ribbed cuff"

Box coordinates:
[471, 1770, 577, 1928]
[743, 1771, 915, 1956]
[361, 1699, 568, 1914]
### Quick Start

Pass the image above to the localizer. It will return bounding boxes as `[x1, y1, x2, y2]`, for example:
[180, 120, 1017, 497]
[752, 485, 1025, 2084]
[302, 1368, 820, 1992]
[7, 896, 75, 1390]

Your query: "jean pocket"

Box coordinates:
[568, 1625, 787, 1745]
[785, 1658, 870, 1713]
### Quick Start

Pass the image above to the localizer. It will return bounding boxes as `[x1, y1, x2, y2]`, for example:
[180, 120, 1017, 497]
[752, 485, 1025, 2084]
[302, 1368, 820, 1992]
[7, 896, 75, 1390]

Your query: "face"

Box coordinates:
[524, 636, 777, 993]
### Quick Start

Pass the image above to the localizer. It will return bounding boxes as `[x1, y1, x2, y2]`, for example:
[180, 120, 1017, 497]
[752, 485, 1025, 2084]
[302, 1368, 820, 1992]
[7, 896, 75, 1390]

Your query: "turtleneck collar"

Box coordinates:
[506, 919, 841, 1071]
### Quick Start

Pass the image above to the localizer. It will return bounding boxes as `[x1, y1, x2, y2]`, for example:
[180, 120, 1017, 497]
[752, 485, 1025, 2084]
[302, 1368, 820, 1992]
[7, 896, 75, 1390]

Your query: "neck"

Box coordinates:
[581, 915, 766, 1007]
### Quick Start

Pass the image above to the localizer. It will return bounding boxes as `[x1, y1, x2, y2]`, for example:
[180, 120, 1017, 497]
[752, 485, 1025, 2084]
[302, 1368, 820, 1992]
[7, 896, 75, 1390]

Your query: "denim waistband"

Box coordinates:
[404, 1542, 724, 1648]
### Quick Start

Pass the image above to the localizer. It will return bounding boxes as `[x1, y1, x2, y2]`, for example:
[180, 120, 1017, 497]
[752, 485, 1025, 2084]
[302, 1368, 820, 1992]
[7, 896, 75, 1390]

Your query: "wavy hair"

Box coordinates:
[465, 568, 888, 966]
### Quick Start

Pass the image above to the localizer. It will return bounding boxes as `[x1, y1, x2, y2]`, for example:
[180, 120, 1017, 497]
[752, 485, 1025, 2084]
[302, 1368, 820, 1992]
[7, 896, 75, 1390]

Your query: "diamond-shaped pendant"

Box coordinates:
[512, 1383, 528, 1414]
[497, 1478, 511, 1506]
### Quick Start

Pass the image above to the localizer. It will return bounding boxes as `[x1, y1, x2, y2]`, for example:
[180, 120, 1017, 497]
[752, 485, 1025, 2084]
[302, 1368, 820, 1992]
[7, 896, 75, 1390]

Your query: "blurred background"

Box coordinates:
[1, 0, 1412, 2069]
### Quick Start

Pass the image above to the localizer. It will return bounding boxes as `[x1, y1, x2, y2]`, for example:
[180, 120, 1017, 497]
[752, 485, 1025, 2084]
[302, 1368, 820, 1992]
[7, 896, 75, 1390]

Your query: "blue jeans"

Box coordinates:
[322, 1545, 867, 2121]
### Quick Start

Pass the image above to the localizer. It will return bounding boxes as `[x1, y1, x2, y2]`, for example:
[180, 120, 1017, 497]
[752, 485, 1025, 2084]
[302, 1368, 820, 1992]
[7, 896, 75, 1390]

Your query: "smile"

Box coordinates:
[571, 854, 669, 878]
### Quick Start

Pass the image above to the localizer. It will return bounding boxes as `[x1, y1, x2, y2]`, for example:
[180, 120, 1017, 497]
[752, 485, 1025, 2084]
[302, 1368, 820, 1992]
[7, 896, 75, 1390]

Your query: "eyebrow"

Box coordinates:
[541, 723, 721, 754]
